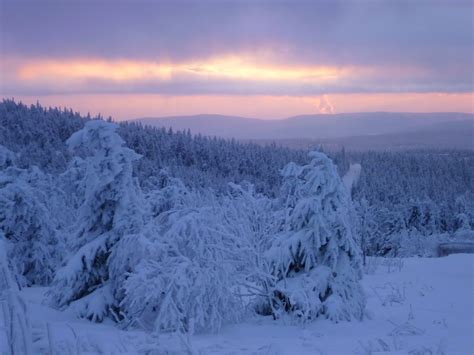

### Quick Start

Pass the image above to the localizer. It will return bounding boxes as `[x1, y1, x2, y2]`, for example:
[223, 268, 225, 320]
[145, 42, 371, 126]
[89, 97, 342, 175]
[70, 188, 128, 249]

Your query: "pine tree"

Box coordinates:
[266, 151, 365, 322]
[50, 121, 144, 322]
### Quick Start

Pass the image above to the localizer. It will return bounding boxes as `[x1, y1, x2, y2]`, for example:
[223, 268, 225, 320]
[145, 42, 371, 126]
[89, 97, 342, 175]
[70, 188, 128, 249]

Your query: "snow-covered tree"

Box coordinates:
[0, 145, 15, 169]
[374, 207, 407, 256]
[121, 197, 245, 334]
[455, 193, 473, 231]
[0, 162, 63, 286]
[265, 151, 365, 322]
[354, 198, 377, 265]
[145, 168, 189, 218]
[50, 121, 144, 322]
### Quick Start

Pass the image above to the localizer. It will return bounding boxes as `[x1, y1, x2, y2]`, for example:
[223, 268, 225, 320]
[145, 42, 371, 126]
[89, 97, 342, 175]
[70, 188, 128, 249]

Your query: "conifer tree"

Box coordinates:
[267, 151, 365, 322]
[50, 121, 144, 322]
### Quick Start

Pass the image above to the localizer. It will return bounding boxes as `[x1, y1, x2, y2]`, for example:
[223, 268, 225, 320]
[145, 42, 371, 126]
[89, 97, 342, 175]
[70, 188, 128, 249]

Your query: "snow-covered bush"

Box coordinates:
[50, 121, 144, 322]
[264, 151, 365, 322]
[221, 183, 278, 310]
[121, 199, 245, 334]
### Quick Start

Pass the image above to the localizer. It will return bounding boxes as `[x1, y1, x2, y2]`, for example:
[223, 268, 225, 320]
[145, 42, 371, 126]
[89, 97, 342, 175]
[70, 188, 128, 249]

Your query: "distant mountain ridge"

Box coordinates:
[134, 112, 474, 150]
[264, 119, 474, 151]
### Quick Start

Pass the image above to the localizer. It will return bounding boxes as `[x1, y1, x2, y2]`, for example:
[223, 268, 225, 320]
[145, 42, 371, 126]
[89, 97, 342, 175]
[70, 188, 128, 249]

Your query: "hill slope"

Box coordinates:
[136, 112, 473, 139]
[136, 112, 474, 150]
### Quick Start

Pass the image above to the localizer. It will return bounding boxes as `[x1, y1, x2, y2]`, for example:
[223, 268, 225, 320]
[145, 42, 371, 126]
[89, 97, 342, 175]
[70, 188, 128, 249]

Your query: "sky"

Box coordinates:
[0, 0, 473, 120]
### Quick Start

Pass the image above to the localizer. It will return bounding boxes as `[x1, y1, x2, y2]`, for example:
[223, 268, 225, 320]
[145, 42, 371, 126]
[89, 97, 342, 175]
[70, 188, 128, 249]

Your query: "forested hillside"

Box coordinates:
[351, 150, 473, 256]
[0, 100, 307, 196]
[1, 99, 472, 256]
[0, 100, 473, 348]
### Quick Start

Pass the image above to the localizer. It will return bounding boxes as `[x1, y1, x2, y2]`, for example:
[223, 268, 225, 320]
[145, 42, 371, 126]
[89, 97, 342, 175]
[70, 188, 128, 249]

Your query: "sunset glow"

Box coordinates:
[1, 0, 472, 118]
[16, 56, 350, 84]
[18, 59, 175, 82]
[184, 56, 348, 81]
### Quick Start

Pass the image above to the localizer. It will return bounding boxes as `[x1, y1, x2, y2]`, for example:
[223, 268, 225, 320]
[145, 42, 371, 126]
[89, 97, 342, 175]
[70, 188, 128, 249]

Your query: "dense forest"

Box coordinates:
[1, 99, 472, 338]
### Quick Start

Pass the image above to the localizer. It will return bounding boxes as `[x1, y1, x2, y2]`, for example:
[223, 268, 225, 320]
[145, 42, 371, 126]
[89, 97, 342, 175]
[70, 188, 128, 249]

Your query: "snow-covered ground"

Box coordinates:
[12, 254, 473, 354]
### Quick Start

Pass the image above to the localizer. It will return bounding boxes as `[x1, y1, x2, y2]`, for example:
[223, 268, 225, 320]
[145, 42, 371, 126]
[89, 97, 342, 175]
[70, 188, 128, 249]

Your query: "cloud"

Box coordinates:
[15, 56, 346, 83]
[2, 54, 471, 97]
[0, 0, 472, 97]
[1, 1, 472, 68]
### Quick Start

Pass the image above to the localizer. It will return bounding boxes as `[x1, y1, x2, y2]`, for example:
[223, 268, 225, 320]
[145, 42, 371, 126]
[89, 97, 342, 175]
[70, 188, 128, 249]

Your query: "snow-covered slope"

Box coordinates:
[16, 254, 474, 354]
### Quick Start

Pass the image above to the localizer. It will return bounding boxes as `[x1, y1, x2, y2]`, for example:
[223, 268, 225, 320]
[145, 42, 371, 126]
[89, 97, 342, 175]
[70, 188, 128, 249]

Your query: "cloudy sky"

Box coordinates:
[1, 0, 473, 119]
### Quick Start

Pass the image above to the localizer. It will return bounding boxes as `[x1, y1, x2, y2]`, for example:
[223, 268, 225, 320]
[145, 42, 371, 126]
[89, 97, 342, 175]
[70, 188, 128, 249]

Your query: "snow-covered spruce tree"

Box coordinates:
[0, 147, 64, 286]
[49, 120, 144, 322]
[373, 207, 407, 256]
[354, 198, 377, 266]
[454, 193, 473, 235]
[58, 156, 88, 212]
[265, 151, 365, 322]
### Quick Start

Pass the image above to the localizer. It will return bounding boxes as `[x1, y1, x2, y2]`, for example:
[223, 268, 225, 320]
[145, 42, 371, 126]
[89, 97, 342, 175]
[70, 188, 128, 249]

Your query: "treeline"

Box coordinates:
[0, 100, 308, 196]
[350, 150, 473, 256]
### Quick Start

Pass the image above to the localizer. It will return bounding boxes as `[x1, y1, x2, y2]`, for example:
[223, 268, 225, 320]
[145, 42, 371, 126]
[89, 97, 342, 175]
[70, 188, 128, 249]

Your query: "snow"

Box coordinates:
[14, 254, 474, 354]
[342, 163, 361, 192]
[0, 237, 33, 354]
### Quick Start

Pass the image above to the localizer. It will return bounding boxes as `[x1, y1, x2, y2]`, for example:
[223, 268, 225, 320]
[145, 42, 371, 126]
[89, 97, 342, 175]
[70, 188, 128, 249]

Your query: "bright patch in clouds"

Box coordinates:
[6, 54, 430, 98]
[16, 56, 350, 85]
[184, 56, 347, 81]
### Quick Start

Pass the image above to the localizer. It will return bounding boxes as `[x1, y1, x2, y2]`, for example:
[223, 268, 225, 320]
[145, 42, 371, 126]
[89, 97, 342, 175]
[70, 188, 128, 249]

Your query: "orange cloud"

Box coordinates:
[15, 56, 355, 84]
[4, 53, 447, 97]
[184, 55, 348, 81]
[18, 59, 175, 82]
